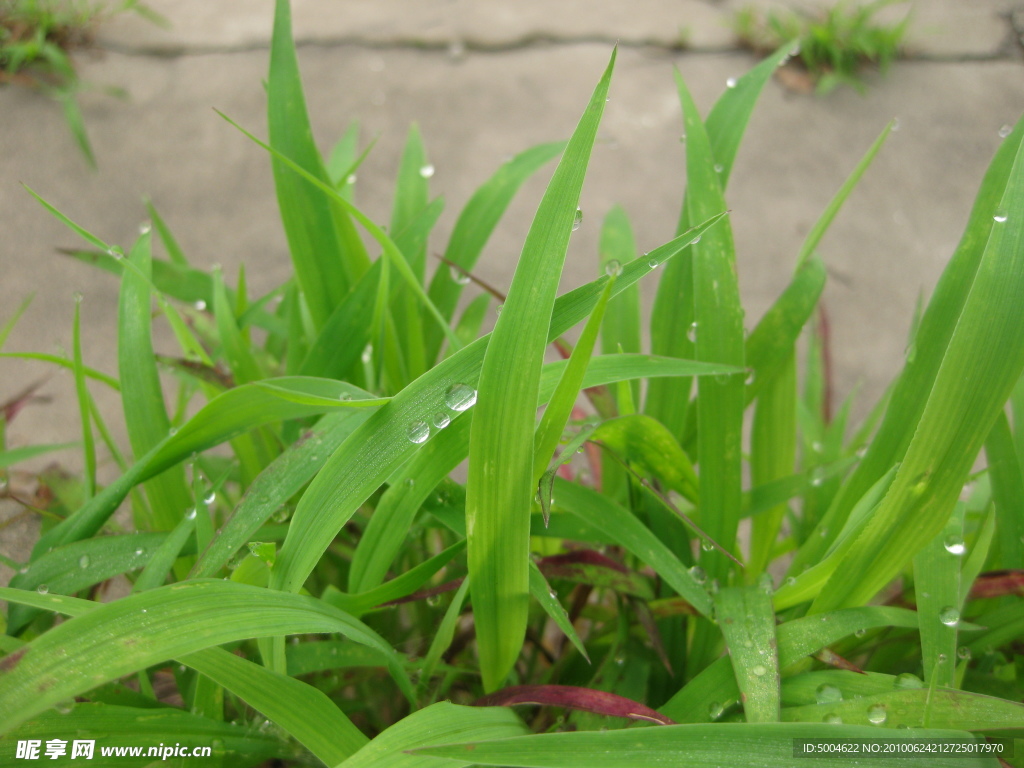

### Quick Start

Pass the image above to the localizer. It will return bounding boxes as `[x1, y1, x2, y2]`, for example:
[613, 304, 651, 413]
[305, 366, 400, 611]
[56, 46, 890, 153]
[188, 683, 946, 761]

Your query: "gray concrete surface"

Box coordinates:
[2, 1, 1023, 574]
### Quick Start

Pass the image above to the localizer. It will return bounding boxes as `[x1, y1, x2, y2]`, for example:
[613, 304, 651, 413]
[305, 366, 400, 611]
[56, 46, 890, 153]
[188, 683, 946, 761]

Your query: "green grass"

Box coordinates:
[0, 0, 161, 166]
[733, 0, 910, 94]
[1, 0, 1023, 765]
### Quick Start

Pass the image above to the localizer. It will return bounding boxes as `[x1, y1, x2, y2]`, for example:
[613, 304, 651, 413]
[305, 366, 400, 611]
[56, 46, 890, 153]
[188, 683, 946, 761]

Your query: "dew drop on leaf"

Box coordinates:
[943, 535, 966, 556]
[572, 207, 583, 232]
[36, 584, 49, 595]
[686, 322, 698, 343]
[994, 209, 1008, 223]
[823, 713, 842, 724]
[708, 701, 724, 720]
[815, 684, 843, 705]
[726, 77, 737, 89]
[894, 672, 923, 690]
[432, 412, 450, 429]
[604, 259, 622, 277]
[407, 421, 430, 444]
[449, 265, 470, 285]
[78, 555, 89, 569]
[445, 383, 477, 412]
[419, 164, 435, 179]
[939, 606, 960, 626]
[867, 704, 887, 725]
[999, 124, 1012, 139]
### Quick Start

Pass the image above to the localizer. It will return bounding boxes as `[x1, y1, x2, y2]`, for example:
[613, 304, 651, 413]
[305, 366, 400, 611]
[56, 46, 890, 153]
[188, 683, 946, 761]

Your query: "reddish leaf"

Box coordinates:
[474, 684, 675, 725]
[814, 647, 866, 674]
[969, 570, 1024, 600]
[1, 379, 50, 423]
[536, 550, 653, 599]
[381, 577, 464, 607]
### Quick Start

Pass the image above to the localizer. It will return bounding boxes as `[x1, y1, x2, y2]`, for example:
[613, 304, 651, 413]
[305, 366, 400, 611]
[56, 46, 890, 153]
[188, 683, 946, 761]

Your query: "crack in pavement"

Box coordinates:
[94, 31, 1024, 65]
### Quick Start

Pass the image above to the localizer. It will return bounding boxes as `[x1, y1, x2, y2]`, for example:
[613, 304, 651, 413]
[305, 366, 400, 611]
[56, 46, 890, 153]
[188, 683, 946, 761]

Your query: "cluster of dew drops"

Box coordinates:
[405, 383, 477, 445]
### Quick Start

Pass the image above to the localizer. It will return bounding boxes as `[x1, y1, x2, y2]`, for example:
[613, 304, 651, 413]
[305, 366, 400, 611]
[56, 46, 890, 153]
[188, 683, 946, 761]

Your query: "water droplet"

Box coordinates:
[939, 606, 960, 626]
[957, 646, 971, 660]
[361, 344, 373, 364]
[999, 124, 1012, 139]
[426, 594, 440, 607]
[744, 369, 755, 385]
[811, 441, 824, 453]
[73, 291, 83, 303]
[647, 257, 660, 269]
[714, 163, 724, 174]
[686, 322, 698, 343]
[495, 303, 503, 315]
[204, 490, 216, 505]
[338, 391, 351, 401]
[18, 567, 28, 575]
[937, 653, 948, 664]
[407, 421, 430, 444]
[572, 207, 583, 232]
[36, 584, 49, 595]
[816, 684, 843, 705]
[139, 221, 152, 235]
[751, 664, 767, 677]
[688, 565, 706, 584]
[891, 118, 901, 132]
[168, 426, 178, 436]
[726, 77, 737, 89]
[823, 713, 842, 724]
[449, 265, 470, 285]
[604, 259, 622, 277]
[108, 246, 124, 260]
[943, 535, 966, 556]
[784, 576, 797, 587]
[811, 468, 826, 487]
[193, 299, 207, 311]
[135, 548, 145, 557]
[445, 383, 477, 412]
[211, 738, 225, 753]
[53, 700, 75, 715]
[867, 704, 887, 725]
[419, 164, 435, 179]
[141, 608, 147, 613]
[614, 655, 626, 666]
[701, 539, 714, 552]
[432, 412, 451, 429]
[78, 555, 90, 569]
[894, 672, 923, 690]
[691, 235, 701, 245]
[905, 342, 917, 363]
[994, 209, 1008, 223]
[346, 173, 357, 185]
[708, 701, 724, 720]
[855, 628, 867, 638]
[186, 507, 198, 520]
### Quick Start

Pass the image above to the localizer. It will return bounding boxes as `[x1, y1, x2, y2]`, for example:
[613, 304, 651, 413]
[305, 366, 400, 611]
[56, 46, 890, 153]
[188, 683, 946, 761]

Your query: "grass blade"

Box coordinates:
[812, 120, 1024, 612]
[466, 50, 615, 690]
[268, 0, 347, 327]
[0, 580, 407, 734]
[715, 584, 780, 722]
[118, 231, 191, 531]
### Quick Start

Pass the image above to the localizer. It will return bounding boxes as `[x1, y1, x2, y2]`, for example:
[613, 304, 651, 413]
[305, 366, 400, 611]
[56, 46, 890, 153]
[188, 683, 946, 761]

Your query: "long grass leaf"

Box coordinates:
[268, 0, 346, 327]
[466, 50, 615, 690]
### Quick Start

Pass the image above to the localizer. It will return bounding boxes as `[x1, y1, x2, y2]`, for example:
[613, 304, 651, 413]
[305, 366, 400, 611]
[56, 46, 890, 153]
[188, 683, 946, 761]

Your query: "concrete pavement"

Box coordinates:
[1, 1, 1022, 573]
